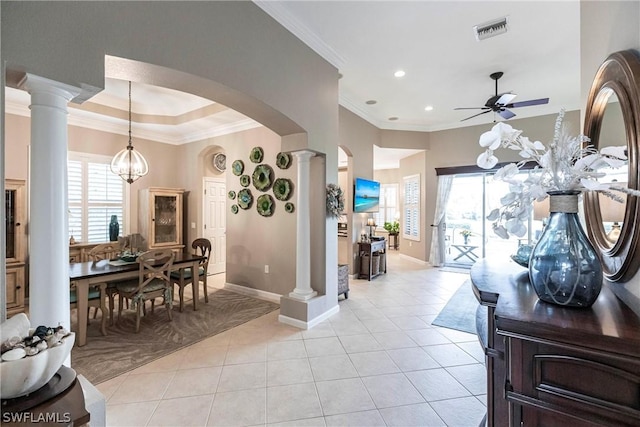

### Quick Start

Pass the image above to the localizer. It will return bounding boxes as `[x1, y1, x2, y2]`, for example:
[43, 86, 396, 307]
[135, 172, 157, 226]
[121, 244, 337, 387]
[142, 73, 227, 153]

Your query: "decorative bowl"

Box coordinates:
[119, 254, 138, 263]
[250, 147, 264, 163]
[231, 160, 244, 176]
[1, 314, 75, 399]
[237, 189, 253, 210]
[285, 202, 295, 213]
[252, 164, 273, 192]
[228, 190, 236, 200]
[257, 194, 275, 217]
[273, 178, 293, 201]
[239, 175, 251, 187]
[231, 204, 239, 214]
[276, 152, 292, 169]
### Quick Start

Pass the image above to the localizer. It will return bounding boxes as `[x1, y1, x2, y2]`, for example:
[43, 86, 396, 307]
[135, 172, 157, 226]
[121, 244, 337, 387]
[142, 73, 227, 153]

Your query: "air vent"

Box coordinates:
[474, 16, 509, 41]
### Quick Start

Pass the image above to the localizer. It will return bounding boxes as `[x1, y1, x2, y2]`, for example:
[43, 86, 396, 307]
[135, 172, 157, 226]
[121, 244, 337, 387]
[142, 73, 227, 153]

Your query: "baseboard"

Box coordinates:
[224, 282, 282, 304]
[278, 304, 340, 330]
[399, 254, 429, 265]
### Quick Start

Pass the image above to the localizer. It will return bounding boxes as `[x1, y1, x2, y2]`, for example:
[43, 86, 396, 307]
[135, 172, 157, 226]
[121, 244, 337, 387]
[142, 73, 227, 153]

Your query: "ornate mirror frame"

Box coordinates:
[584, 50, 640, 282]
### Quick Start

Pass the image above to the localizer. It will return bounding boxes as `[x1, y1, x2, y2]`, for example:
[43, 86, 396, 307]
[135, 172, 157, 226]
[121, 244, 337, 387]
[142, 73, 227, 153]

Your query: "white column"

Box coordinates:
[20, 74, 80, 330]
[289, 150, 317, 301]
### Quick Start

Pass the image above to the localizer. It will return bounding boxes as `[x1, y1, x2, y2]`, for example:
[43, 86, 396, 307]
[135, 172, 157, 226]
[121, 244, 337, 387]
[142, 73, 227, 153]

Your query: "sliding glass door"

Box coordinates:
[444, 172, 528, 268]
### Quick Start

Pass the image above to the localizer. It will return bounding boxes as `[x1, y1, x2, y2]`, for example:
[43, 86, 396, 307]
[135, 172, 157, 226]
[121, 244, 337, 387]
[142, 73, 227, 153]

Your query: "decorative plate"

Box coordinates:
[252, 164, 274, 192]
[213, 153, 226, 172]
[240, 174, 251, 187]
[273, 178, 293, 201]
[228, 190, 236, 200]
[231, 204, 239, 214]
[237, 189, 253, 210]
[285, 202, 295, 213]
[256, 194, 275, 217]
[276, 152, 292, 169]
[249, 147, 264, 163]
[232, 160, 244, 176]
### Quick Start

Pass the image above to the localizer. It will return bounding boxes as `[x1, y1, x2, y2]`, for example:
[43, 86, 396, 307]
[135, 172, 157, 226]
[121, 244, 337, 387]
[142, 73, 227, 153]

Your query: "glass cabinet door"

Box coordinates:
[5, 180, 25, 263]
[153, 194, 178, 245]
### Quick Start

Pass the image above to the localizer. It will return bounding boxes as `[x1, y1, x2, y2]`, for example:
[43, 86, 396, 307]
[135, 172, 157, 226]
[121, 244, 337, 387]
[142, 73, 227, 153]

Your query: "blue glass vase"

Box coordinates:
[529, 191, 602, 308]
[109, 215, 119, 242]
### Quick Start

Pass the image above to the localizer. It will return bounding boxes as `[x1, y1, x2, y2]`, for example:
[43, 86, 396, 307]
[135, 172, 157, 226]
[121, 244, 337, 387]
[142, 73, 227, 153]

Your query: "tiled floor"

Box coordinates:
[97, 253, 486, 426]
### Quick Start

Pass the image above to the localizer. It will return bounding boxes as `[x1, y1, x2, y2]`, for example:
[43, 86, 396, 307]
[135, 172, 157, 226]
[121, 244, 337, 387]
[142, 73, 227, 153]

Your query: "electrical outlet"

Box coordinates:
[264, 265, 269, 273]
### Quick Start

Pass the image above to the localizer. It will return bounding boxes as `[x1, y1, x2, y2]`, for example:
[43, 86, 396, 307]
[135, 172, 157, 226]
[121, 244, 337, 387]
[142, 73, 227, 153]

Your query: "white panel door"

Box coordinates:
[203, 178, 226, 274]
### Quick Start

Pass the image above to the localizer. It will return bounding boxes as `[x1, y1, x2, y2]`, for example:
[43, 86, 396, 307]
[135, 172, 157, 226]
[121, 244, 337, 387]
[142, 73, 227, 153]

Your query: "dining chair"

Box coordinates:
[70, 281, 108, 336]
[170, 238, 212, 312]
[87, 242, 125, 326]
[115, 249, 175, 333]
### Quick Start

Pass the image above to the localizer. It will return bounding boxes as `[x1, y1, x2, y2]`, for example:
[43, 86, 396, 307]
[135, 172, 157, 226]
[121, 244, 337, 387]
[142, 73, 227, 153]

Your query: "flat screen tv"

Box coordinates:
[354, 177, 380, 213]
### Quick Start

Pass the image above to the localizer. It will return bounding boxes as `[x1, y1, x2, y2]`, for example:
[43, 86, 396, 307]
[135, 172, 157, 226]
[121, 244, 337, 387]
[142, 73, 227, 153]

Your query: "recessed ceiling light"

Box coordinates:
[388, 117, 399, 121]
[394, 70, 405, 78]
[424, 106, 434, 111]
[366, 100, 377, 105]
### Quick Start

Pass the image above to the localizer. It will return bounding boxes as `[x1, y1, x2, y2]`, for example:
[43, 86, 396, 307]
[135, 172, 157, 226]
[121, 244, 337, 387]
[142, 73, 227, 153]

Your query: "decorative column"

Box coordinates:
[20, 74, 80, 330]
[289, 150, 317, 301]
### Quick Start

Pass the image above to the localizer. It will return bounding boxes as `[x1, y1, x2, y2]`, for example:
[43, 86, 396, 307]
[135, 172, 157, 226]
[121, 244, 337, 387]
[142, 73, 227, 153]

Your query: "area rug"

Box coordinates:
[71, 289, 279, 384]
[431, 280, 478, 334]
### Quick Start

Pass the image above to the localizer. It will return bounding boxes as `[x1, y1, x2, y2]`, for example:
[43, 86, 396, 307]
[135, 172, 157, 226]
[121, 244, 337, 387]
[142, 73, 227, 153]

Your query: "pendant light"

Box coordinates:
[110, 81, 149, 184]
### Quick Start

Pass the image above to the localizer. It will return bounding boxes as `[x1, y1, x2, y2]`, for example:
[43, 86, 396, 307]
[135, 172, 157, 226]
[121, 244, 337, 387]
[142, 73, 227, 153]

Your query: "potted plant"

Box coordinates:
[460, 229, 472, 245]
[383, 221, 399, 235]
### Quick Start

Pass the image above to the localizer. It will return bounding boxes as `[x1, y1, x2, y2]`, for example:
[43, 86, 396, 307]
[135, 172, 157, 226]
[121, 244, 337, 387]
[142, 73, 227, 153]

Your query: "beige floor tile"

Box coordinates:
[386, 347, 440, 372]
[315, 378, 376, 416]
[457, 341, 486, 363]
[163, 366, 223, 399]
[337, 333, 382, 354]
[309, 354, 358, 381]
[267, 340, 307, 360]
[361, 317, 400, 333]
[429, 396, 486, 426]
[147, 395, 213, 426]
[361, 373, 425, 408]
[405, 328, 451, 346]
[371, 330, 418, 349]
[303, 336, 345, 357]
[268, 416, 326, 427]
[324, 410, 385, 427]
[388, 315, 431, 330]
[129, 347, 189, 375]
[180, 345, 228, 369]
[379, 402, 446, 427]
[405, 368, 471, 401]
[217, 362, 266, 392]
[422, 343, 479, 367]
[433, 326, 478, 343]
[106, 401, 159, 427]
[225, 343, 267, 364]
[446, 363, 487, 395]
[348, 351, 400, 377]
[95, 374, 127, 402]
[266, 383, 323, 424]
[108, 371, 175, 405]
[208, 388, 266, 426]
[300, 323, 336, 339]
[267, 358, 314, 386]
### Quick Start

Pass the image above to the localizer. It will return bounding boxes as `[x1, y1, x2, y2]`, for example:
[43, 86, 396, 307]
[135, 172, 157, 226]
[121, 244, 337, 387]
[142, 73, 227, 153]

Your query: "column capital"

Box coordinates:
[291, 150, 316, 162]
[19, 73, 81, 102]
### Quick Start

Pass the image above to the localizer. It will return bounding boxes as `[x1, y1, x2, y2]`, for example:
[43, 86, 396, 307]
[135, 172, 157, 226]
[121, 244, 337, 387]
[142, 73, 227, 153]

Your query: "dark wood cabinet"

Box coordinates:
[471, 259, 640, 426]
[357, 239, 386, 280]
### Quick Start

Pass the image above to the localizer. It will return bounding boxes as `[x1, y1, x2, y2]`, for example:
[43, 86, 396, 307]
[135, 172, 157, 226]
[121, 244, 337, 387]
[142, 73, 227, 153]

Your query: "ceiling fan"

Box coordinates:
[454, 71, 549, 122]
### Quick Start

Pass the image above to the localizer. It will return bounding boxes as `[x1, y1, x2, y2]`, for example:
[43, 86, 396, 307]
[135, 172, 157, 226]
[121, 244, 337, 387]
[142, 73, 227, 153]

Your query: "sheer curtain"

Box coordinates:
[429, 175, 454, 266]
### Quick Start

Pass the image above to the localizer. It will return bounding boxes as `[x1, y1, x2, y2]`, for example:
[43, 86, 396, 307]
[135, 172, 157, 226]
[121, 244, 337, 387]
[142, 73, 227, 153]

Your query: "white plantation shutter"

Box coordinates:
[68, 153, 128, 243]
[403, 174, 420, 241]
[373, 184, 398, 228]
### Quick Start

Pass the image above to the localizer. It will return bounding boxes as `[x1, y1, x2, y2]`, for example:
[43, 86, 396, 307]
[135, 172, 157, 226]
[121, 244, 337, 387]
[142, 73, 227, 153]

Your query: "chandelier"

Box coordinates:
[110, 81, 149, 184]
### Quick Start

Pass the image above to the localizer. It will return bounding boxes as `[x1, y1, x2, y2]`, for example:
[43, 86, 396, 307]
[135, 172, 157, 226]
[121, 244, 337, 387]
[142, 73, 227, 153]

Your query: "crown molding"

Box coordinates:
[254, 0, 346, 70]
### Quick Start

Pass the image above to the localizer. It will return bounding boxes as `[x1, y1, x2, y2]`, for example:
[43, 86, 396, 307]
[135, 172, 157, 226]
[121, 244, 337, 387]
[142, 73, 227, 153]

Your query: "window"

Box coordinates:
[374, 183, 398, 229]
[68, 152, 129, 243]
[403, 174, 420, 241]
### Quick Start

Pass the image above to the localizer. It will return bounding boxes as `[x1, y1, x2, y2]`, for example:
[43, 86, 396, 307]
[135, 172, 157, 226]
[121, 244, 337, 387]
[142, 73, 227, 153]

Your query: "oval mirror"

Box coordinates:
[584, 50, 640, 282]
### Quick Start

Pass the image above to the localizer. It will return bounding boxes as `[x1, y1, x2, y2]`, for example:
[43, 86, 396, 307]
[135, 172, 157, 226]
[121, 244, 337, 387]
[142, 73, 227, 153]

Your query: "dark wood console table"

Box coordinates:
[358, 239, 386, 280]
[471, 258, 640, 426]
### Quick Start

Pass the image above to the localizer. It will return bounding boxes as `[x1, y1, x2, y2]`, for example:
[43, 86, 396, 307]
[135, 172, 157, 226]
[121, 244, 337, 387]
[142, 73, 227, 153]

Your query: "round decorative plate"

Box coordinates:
[237, 189, 253, 210]
[256, 194, 275, 217]
[250, 147, 264, 163]
[231, 204, 239, 214]
[240, 174, 251, 187]
[276, 152, 292, 169]
[285, 202, 295, 213]
[273, 178, 293, 201]
[252, 164, 274, 192]
[228, 190, 236, 200]
[232, 160, 244, 176]
[213, 153, 226, 172]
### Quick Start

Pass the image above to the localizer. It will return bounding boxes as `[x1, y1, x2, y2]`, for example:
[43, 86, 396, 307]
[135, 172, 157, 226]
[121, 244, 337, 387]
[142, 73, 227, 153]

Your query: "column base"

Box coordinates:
[288, 289, 318, 301]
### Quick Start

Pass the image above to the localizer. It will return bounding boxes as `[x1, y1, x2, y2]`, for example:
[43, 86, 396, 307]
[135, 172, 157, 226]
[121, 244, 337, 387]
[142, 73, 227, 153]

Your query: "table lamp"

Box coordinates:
[367, 218, 376, 238]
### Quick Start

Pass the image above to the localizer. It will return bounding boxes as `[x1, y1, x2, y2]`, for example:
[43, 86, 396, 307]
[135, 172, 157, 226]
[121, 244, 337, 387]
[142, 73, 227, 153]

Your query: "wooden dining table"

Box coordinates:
[69, 252, 205, 347]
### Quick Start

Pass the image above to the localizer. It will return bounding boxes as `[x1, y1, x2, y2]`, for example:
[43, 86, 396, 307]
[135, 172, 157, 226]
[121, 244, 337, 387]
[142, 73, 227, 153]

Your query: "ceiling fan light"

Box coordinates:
[474, 16, 509, 41]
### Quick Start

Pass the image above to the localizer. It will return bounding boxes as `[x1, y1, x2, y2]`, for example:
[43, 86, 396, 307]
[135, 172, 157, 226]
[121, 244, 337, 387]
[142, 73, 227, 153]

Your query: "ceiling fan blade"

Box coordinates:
[496, 93, 517, 105]
[460, 110, 491, 122]
[505, 98, 549, 108]
[498, 109, 516, 120]
[454, 107, 491, 110]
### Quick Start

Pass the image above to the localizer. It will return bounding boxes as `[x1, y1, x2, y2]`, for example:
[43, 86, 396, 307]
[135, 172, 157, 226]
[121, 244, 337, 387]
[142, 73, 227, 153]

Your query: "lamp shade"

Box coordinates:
[367, 218, 375, 226]
[110, 145, 149, 184]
